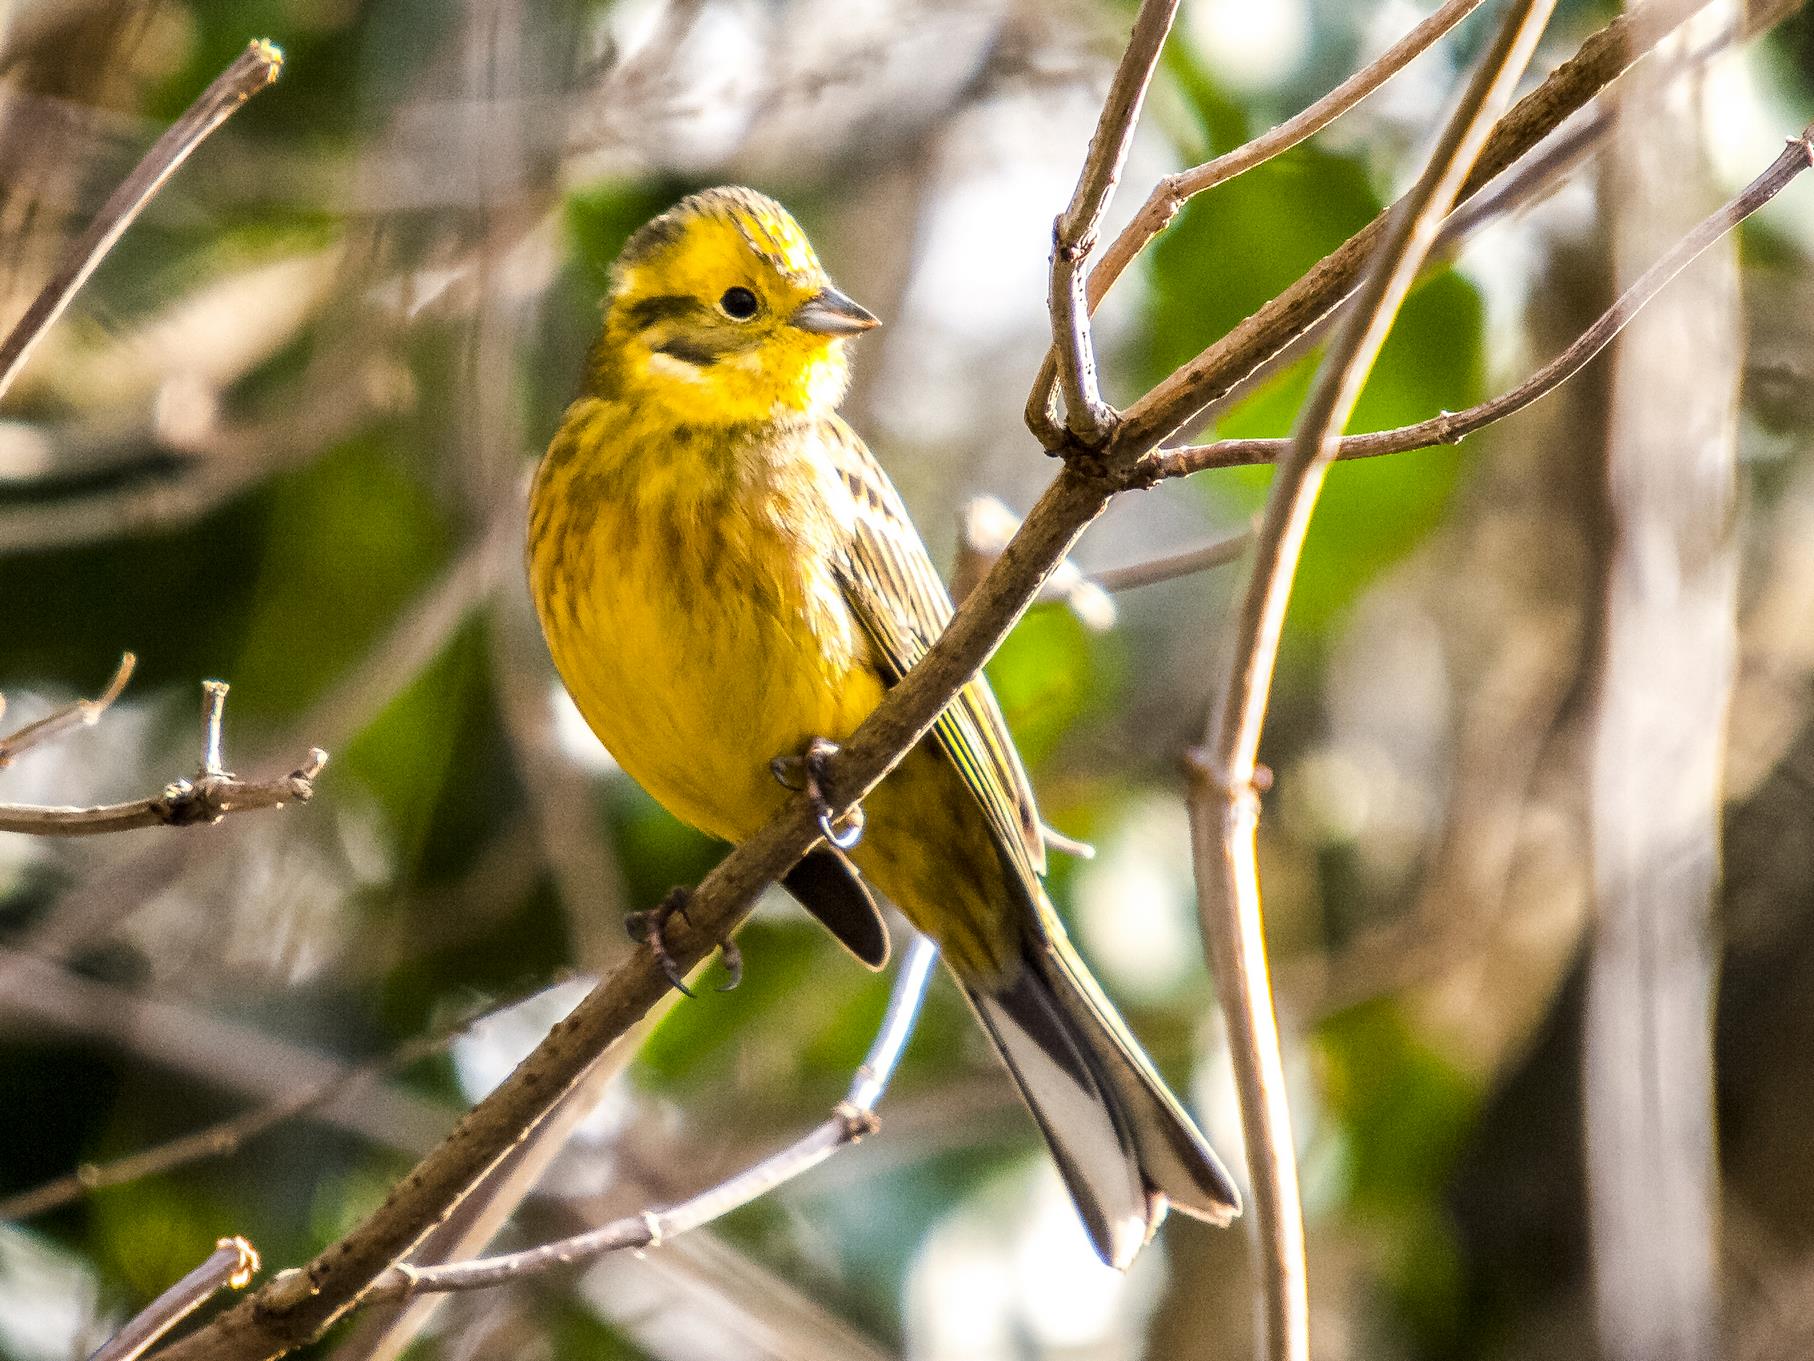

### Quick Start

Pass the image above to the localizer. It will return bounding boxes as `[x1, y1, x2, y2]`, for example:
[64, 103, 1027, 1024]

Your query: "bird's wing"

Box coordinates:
[820, 417, 1046, 878]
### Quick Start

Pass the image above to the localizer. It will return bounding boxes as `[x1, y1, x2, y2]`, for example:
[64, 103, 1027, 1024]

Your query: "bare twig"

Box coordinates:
[89, 1238, 260, 1361]
[1186, 6, 1557, 1359]
[360, 934, 938, 1304]
[0, 652, 135, 768]
[1032, 0, 1180, 447]
[1148, 126, 1814, 480]
[0, 678, 326, 837]
[952, 494, 1248, 631]
[0, 41, 282, 404]
[0, 977, 563, 1223]
[1114, 0, 1728, 458]
[1027, 0, 1488, 418]
[1091, 529, 1252, 592]
[951, 495, 1117, 628]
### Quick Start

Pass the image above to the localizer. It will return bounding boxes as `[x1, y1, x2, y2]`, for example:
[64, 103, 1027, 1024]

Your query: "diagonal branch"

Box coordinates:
[1185, 4, 1559, 1359]
[0, 653, 135, 768]
[0, 976, 561, 1223]
[358, 933, 939, 1305]
[1146, 125, 1814, 479]
[1031, 0, 1181, 447]
[0, 40, 282, 404]
[1027, 0, 1489, 419]
[1114, 0, 1732, 458]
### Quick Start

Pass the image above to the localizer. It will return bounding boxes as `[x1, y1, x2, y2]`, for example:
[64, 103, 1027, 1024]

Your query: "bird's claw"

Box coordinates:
[625, 887, 743, 996]
[771, 737, 864, 850]
[715, 937, 743, 992]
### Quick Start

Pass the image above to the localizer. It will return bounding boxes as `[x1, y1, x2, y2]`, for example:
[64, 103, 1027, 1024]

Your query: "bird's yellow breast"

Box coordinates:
[529, 398, 885, 843]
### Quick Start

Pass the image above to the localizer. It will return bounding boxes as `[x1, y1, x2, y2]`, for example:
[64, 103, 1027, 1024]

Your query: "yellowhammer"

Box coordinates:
[528, 186, 1238, 1267]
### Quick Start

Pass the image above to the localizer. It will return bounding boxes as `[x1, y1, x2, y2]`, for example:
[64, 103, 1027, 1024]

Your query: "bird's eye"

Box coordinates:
[718, 286, 759, 320]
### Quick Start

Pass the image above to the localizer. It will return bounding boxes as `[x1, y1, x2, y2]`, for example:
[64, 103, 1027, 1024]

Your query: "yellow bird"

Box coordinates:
[529, 186, 1238, 1267]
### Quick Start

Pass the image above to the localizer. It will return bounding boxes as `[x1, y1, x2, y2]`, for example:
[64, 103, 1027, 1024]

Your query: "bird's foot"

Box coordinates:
[770, 737, 865, 850]
[625, 886, 743, 996]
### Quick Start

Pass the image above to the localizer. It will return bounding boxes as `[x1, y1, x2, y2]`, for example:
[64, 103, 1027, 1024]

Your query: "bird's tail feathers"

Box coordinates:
[960, 929, 1241, 1269]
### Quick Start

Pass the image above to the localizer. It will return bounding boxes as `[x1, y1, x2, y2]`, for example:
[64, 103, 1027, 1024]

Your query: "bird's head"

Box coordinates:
[594, 187, 879, 425]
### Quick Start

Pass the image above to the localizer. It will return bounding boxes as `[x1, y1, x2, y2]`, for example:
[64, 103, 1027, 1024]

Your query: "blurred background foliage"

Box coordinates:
[2, 1, 1814, 1358]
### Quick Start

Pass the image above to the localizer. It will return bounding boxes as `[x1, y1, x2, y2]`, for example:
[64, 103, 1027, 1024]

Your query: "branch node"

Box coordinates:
[1182, 745, 1267, 811]
[833, 1100, 882, 1140]
[639, 1210, 665, 1250]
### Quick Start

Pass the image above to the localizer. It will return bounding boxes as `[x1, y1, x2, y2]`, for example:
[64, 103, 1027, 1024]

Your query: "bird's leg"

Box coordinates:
[770, 736, 865, 850]
[624, 886, 743, 995]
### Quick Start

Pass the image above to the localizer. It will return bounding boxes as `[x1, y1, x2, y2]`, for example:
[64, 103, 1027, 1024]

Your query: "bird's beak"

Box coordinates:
[792, 286, 880, 336]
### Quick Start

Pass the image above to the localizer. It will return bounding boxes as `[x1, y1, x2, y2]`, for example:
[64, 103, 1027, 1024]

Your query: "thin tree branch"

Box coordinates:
[1145, 125, 1814, 479]
[0, 40, 282, 404]
[1114, 0, 1730, 459]
[1028, 0, 1488, 419]
[952, 494, 1248, 632]
[1031, 0, 1180, 447]
[0, 678, 326, 837]
[1186, 6, 1557, 1359]
[89, 1238, 260, 1361]
[1127, 0, 1806, 462]
[360, 934, 939, 1304]
[0, 652, 135, 768]
[951, 495, 1117, 629]
[1090, 529, 1252, 592]
[0, 976, 566, 1223]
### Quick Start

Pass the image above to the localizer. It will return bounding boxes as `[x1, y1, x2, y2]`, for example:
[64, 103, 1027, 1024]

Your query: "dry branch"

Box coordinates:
[1028, 0, 1489, 415]
[358, 935, 938, 1305]
[1186, 5, 1559, 1358]
[0, 41, 282, 404]
[0, 677, 325, 838]
[1031, 0, 1181, 447]
[1146, 127, 1814, 480]
[1114, 0, 1730, 457]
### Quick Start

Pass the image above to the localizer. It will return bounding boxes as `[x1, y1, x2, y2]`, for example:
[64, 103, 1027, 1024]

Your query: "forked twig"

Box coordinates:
[1147, 125, 1814, 479]
[0, 653, 135, 769]
[0, 678, 326, 837]
[0, 41, 282, 403]
[1031, 0, 1180, 447]
[1185, 4, 1558, 1358]
[359, 935, 939, 1304]
[1113, 0, 1730, 457]
[1026, 0, 1489, 420]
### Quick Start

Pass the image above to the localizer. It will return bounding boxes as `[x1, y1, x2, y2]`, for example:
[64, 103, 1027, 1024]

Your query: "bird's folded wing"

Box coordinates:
[820, 417, 1046, 879]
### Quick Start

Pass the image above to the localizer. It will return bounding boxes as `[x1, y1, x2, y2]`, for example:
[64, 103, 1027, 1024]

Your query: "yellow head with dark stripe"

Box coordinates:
[593, 187, 879, 426]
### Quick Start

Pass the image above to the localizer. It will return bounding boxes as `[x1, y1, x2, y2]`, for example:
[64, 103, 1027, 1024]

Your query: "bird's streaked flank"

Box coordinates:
[528, 186, 1239, 1267]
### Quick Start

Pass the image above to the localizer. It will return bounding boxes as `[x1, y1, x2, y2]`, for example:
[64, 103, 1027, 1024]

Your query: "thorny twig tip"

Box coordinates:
[248, 39, 285, 79]
[219, 1236, 261, 1290]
